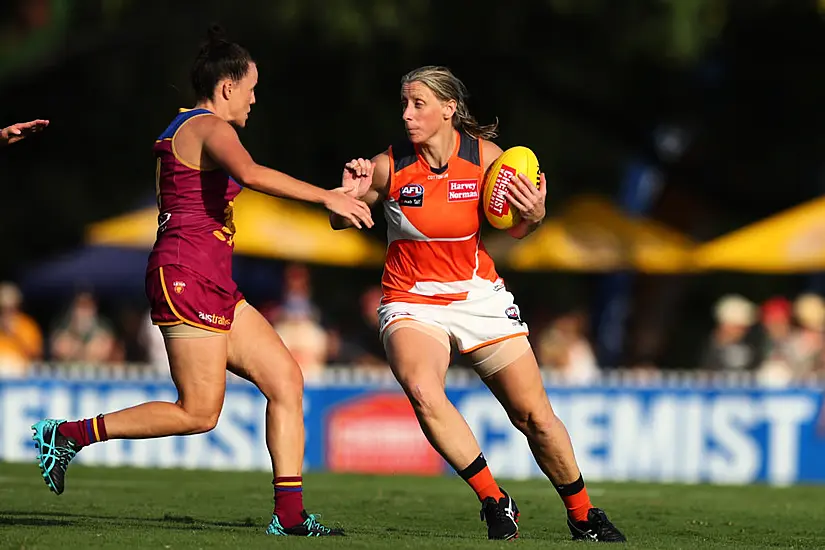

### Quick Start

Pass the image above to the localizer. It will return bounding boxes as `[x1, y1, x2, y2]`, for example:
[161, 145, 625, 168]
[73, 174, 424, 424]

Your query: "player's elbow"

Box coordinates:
[507, 227, 526, 240]
[507, 220, 537, 240]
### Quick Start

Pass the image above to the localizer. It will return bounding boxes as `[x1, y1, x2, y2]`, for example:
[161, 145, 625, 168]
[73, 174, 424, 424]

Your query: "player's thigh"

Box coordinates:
[226, 304, 303, 402]
[481, 341, 555, 425]
[164, 331, 228, 419]
[385, 322, 452, 408]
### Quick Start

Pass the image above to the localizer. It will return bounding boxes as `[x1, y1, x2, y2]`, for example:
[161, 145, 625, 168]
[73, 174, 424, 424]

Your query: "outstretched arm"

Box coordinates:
[0, 119, 49, 147]
[202, 117, 373, 229]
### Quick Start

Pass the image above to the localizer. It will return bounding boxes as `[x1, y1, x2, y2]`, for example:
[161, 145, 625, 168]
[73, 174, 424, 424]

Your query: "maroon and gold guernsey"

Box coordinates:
[145, 108, 245, 332]
[147, 108, 241, 290]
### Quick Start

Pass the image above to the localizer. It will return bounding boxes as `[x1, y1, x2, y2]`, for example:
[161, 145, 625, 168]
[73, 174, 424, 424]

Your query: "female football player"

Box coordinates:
[31, 25, 371, 537]
[333, 66, 626, 543]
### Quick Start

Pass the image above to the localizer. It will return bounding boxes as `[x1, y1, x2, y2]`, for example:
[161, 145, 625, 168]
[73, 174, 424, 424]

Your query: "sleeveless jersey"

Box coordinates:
[381, 131, 500, 305]
[147, 108, 241, 292]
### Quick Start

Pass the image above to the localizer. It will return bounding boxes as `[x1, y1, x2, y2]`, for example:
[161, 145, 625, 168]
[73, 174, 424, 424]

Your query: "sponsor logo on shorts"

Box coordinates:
[488, 164, 515, 217]
[448, 179, 479, 202]
[493, 282, 505, 292]
[505, 305, 523, 325]
[399, 183, 424, 207]
[198, 311, 231, 327]
[172, 281, 186, 294]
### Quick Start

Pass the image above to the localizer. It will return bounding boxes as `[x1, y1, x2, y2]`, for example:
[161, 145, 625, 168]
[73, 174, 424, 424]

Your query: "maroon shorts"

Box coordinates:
[146, 265, 245, 333]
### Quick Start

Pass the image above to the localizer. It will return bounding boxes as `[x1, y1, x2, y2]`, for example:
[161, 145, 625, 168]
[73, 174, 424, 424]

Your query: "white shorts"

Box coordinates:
[378, 288, 529, 354]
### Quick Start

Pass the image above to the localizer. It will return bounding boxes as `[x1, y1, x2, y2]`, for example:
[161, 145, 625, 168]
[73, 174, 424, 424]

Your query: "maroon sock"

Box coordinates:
[57, 415, 109, 448]
[273, 476, 304, 528]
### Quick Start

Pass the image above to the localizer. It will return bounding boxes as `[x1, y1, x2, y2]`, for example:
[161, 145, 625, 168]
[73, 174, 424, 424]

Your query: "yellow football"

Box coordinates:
[482, 146, 540, 230]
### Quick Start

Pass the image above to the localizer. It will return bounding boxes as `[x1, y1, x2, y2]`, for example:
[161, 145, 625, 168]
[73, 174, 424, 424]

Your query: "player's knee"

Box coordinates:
[404, 379, 448, 418]
[282, 361, 304, 395]
[259, 360, 304, 406]
[509, 401, 557, 437]
[185, 411, 221, 434]
[182, 404, 222, 434]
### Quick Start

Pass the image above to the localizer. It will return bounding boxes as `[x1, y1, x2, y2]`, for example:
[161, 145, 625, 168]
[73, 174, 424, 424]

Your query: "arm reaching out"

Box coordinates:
[202, 117, 374, 229]
[0, 119, 49, 147]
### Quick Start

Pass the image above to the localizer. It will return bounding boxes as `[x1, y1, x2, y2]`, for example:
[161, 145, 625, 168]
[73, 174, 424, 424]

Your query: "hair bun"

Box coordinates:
[206, 24, 226, 43]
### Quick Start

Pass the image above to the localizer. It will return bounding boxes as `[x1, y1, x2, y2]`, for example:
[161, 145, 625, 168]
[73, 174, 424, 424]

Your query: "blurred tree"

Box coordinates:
[546, 0, 727, 65]
[0, 0, 70, 78]
[262, 0, 730, 65]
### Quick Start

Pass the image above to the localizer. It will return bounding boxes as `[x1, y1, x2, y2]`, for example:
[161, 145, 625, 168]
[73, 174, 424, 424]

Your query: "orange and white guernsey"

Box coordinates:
[377, 131, 529, 354]
[382, 131, 501, 305]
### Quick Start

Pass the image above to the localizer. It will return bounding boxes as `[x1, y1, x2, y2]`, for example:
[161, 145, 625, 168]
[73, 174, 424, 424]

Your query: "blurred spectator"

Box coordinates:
[758, 297, 794, 359]
[0, 281, 43, 376]
[115, 307, 149, 363]
[270, 263, 328, 379]
[788, 293, 825, 376]
[138, 310, 169, 374]
[332, 285, 388, 368]
[49, 291, 116, 363]
[273, 298, 328, 381]
[282, 263, 316, 310]
[536, 309, 599, 385]
[700, 294, 758, 371]
[754, 297, 797, 386]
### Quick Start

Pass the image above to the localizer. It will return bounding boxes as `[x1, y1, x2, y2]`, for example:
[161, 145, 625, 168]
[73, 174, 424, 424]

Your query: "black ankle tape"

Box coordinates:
[458, 454, 487, 481]
[555, 474, 585, 496]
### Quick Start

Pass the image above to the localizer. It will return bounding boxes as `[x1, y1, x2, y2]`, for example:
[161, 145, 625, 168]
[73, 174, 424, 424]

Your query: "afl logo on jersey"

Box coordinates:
[399, 183, 424, 207]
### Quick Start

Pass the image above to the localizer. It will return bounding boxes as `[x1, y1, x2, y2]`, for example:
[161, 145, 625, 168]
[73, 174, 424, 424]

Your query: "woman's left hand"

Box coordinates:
[506, 172, 547, 225]
[339, 157, 374, 199]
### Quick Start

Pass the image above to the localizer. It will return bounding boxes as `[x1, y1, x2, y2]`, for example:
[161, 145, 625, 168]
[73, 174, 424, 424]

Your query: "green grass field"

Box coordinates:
[1, 462, 823, 549]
